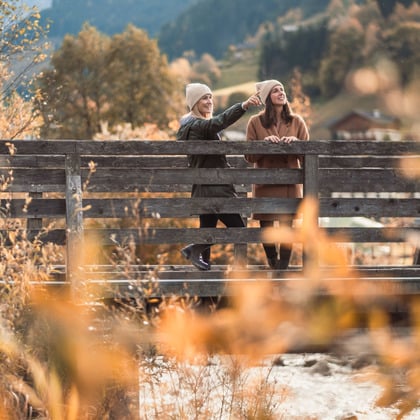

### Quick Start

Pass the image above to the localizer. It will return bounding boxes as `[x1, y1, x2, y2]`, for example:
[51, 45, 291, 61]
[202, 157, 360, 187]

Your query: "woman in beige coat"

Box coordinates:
[245, 79, 309, 269]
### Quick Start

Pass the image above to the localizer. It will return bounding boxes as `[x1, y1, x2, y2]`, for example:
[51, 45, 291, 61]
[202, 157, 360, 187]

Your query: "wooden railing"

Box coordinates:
[1, 139, 419, 298]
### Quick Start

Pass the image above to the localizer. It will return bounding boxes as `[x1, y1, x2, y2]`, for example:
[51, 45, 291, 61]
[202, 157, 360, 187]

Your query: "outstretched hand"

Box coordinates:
[242, 94, 262, 110]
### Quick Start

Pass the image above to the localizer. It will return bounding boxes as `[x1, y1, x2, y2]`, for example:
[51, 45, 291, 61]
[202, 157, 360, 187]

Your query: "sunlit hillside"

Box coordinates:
[213, 50, 417, 140]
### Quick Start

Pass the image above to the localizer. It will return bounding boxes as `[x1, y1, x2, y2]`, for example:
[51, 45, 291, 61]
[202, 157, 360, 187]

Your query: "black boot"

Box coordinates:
[201, 246, 211, 266]
[263, 244, 278, 269]
[181, 244, 194, 260]
[267, 256, 278, 269]
[277, 245, 292, 269]
[181, 244, 210, 271]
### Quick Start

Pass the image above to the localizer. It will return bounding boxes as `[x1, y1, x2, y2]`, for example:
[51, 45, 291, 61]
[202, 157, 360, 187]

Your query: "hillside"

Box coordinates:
[39, 0, 197, 38]
[158, 0, 331, 60]
[211, 51, 400, 140]
[214, 81, 390, 140]
[18, 0, 418, 142]
[35, 0, 331, 60]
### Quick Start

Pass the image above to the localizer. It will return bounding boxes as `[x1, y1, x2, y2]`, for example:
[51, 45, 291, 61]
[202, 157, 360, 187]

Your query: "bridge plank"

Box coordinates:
[3, 197, 419, 219]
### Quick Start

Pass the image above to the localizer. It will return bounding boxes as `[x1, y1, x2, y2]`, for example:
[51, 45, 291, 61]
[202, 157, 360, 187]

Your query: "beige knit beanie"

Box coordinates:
[185, 83, 212, 110]
[256, 79, 283, 105]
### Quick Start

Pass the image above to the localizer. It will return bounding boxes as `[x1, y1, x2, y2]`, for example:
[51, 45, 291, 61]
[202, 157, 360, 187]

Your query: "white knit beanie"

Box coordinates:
[256, 79, 283, 105]
[185, 83, 212, 110]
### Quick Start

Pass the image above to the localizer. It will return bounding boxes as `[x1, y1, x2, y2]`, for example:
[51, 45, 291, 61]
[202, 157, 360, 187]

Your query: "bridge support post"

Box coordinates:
[303, 154, 320, 273]
[414, 248, 420, 265]
[65, 153, 84, 300]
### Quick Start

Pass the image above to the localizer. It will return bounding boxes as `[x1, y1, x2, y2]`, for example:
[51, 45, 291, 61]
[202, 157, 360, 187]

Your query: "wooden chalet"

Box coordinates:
[328, 109, 402, 141]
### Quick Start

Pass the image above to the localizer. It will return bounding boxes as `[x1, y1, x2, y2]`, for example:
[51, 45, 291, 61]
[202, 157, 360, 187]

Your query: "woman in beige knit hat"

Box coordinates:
[245, 79, 309, 270]
[178, 83, 260, 271]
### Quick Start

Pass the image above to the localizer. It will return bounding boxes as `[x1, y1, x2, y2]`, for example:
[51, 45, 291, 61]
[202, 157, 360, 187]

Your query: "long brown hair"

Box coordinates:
[260, 95, 294, 129]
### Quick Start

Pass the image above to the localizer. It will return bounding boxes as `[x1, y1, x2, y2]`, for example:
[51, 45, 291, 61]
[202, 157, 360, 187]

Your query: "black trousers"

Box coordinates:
[260, 219, 293, 265]
[199, 213, 245, 262]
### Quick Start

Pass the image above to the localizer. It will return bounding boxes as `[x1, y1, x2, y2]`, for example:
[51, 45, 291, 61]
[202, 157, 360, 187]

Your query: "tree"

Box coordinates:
[258, 20, 329, 82]
[289, 68, 312, 128]
[0, 0, 49, 139]
[226, 91, 249, 108]
[158, 0, 330, 60]
[36, 24, 183, 139]
[1, 0, 49, 94]
[375, 0, 419, 18]
[318, 19, 364, 97]
[104, 25, 182, 129]
[384, 21, 420, 84]
[0, 65, 42, 139]
[170, 57, 192, 85]
[191, 53, 221, 86]
[390, 1, 420, 23]
[36, 24, 110, 139]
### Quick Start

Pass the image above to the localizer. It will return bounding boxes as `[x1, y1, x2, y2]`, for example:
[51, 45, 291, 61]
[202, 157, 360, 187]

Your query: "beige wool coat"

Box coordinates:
[245, 112, 310, 221]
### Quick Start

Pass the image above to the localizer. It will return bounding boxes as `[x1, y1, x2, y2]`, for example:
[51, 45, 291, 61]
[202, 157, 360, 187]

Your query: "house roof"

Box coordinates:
[327, 109, 401, 130]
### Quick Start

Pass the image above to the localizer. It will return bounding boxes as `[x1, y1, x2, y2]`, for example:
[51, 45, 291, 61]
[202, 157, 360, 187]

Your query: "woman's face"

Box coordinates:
[196, 93, 214, 117]
[269, 85, 287, 106]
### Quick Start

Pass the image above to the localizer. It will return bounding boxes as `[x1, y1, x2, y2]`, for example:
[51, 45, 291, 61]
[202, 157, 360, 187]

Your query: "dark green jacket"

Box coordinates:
[176, 103, 246, 198]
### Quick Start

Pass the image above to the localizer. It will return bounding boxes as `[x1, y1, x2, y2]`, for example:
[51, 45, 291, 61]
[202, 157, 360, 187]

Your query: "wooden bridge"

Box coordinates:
[1, 139, 419, 303]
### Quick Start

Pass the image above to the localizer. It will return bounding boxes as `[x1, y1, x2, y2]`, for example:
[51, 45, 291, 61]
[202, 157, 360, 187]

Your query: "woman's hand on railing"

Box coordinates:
[281, 136, 298, 144]
[264, 135, 281, 143]
[264, 135, 298, 143]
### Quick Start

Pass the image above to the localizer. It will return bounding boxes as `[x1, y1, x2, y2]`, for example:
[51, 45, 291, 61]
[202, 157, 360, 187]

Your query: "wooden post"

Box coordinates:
[234, 230, 247, 268]
[414, 248, 420, 265]
[234, 187, 248, 267]
[303, 154, 319, 271]
[65, 153, 84, 299]
[27, 192, 43, 232]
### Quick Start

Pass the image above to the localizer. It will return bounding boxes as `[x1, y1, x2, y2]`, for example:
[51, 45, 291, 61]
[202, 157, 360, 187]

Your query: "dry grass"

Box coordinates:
[0, 199, 420, 419]
[1, 152, 420, 419]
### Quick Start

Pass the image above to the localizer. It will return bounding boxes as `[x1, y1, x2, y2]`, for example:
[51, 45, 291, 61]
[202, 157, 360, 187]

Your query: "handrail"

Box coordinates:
[1, 139, 419, 297]
[0, 139, 419, 155]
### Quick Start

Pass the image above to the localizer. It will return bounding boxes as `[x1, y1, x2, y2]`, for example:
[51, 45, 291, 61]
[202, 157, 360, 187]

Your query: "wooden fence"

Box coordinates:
[0, 139, 419, 299]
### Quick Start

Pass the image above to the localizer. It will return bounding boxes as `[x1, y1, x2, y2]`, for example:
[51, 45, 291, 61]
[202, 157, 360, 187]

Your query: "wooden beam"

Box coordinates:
[65, 153, 84, 298]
